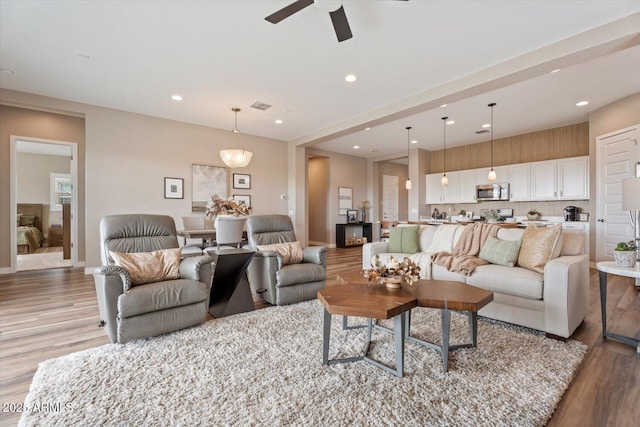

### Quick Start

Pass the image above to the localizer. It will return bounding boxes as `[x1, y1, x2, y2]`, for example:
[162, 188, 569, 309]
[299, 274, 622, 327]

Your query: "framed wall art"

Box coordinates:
[192, 164, 227, 211]
[233, 194, 251, 207]
[164, 177, 184, 199]
[233, 173, 251, 189]
[338, 186, 352, 215]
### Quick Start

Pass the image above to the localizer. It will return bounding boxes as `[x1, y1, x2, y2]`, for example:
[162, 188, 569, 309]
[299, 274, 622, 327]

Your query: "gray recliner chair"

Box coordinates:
[93, 214, 214, 344]
[245, 214, 327, 306]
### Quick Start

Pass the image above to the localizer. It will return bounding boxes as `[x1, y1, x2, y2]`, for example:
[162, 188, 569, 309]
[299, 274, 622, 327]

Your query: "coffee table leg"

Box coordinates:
[441, 308, 451, 372]
[404, 310, 411, 339]
[468, 311, 478, 347]
[394, 313, 405, 377]
[322, 308, 331, 365]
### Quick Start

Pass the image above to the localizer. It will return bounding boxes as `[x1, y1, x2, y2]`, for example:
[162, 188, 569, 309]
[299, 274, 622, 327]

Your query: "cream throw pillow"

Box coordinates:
[110, 248, 181, 286]
[257, 241, 303, 265]
[517, 224, 562, 273]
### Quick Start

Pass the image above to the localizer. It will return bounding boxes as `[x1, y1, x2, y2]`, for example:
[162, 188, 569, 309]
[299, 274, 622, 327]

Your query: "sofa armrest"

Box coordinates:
[179, 255, 214, 283]
[92, 266, 130, 343]
[303, 246, 327, 266]
[362, 242, 390, 269]
[542, 254, 589, 338]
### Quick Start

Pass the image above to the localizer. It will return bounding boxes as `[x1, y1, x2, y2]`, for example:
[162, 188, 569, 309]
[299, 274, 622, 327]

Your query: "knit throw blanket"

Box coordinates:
[431, 223, 500, 275]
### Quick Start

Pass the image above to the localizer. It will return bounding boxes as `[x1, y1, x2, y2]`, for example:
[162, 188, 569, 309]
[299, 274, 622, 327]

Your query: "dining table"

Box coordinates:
[177, 229, 248, 247]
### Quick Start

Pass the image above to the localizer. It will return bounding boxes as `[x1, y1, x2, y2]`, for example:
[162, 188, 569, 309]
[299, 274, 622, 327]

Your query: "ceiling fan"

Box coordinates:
[265, 0, 407, 43]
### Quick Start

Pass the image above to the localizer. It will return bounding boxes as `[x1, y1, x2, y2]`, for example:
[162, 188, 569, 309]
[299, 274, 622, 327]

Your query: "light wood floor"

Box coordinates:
[1, 247, 638, 426]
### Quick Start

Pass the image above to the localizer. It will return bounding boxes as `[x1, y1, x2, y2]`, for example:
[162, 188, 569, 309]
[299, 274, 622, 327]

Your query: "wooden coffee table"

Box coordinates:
[317, 282, 417, 377]
[337, 271, 493, 372]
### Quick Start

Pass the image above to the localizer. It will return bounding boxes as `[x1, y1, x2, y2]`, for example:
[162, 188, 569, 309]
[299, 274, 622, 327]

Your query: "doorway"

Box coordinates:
[9, 136, 78, 272]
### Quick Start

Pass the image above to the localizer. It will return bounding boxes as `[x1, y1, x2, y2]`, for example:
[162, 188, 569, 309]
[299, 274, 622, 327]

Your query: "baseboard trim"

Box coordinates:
[0, 267, 13, 275]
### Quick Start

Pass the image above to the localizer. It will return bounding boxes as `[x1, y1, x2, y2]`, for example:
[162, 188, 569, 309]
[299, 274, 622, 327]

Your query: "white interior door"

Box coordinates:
[382, 175, 398, 221]
[596, 125, 639, 261]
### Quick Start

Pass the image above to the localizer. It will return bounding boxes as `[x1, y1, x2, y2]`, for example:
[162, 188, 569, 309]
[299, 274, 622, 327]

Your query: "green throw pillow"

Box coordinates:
[388, 226, 419, 254]
[479, 236, 522, 267]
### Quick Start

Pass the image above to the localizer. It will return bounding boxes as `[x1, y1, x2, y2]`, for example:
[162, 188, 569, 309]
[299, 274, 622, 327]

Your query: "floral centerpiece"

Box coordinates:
[205, 194, 252, 219]
[362, 254, 420, 289]
[527, 209, 540, 220]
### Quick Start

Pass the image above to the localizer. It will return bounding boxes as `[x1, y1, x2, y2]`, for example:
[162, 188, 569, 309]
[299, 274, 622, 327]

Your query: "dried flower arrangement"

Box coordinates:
[362, 254, 421, 287]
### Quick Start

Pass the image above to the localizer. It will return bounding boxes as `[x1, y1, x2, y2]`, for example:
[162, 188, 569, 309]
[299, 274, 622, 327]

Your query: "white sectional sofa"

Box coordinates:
[362, 224, 589, 339]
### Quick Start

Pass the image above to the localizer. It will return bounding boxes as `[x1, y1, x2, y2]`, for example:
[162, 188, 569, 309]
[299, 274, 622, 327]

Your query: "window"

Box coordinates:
[50, 173, 71, 211]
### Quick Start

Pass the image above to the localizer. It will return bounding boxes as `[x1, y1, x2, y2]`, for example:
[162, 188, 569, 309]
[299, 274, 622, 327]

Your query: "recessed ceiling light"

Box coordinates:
[353, 145, 360, 149]
[446, 120, 455, 125]
[576, 101, 589, 107]
[411, 140, 418, 144]
[365, 127, 370, 131]
[482, 123, 491, 128]
[274, 119, 283, 124]
[345, 74, 357, 82]
[440, 104, 447, 108]
[550, 69, 561, 73]
[171, 94, 183, 101]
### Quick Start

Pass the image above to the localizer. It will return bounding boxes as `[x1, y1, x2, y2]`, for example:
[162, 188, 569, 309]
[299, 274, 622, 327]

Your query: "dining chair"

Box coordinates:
[181, 216, 206, 257]
[206, 216, 247, 252]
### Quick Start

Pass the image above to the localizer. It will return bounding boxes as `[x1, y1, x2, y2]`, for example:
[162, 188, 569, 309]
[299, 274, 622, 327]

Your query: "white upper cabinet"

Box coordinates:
[460, 169, 478, 203]
[426, 173, 445, 204]
[508, 163, 531, 201]
[558, 156, 589, 199]
[426, 170, 476, 205]
[531, 160, 558, 200]
[476, 166, 509, 185]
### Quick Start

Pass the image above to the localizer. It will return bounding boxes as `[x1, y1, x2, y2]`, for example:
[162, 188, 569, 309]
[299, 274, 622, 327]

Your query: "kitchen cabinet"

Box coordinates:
[508, 163, 531, 201]
[426, 173, 446, 204]
[531, 156, 589, 201]
[426, 170, 477, 204]
[531, 160, 557, 200]
[558, 156, 589, 199]
[476, 166, 509, 186]
[459, 169, 478, 203]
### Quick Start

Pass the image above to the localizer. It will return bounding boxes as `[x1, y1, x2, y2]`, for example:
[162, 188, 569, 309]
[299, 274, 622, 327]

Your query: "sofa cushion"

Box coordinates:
[426, 224, 463, 253]
[388, 226, 419, 254]
[517, 224, 562, 273]
[479, 236, 522, 267]
[467, 264, 544, 300]
[110, 248, 181, 285]
[431, 263, 468, 283]
[257, 241, 303, 265]
[118, 278, 209, 317]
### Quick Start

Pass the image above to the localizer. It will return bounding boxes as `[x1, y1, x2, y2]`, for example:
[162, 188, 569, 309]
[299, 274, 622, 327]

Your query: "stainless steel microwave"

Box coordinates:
[476, 183, 510, 201]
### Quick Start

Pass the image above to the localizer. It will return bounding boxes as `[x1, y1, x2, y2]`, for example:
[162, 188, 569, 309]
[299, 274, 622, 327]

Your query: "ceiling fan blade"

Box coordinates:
[265, 0, 314, 24]
[329, 5, 352, 42]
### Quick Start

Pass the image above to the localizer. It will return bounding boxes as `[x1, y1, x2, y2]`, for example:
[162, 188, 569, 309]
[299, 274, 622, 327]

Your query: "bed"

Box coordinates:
[17, 203, 44, 254]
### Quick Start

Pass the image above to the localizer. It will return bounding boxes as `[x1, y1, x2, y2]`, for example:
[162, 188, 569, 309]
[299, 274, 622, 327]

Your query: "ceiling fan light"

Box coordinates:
[315, 0, 342, 13]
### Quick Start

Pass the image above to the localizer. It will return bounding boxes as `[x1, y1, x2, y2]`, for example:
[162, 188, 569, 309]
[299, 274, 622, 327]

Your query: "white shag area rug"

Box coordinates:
[20, 300, 586, 426]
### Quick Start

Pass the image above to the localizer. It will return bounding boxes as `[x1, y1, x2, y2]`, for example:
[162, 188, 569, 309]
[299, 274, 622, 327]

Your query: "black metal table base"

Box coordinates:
[208, 249, 255, 318]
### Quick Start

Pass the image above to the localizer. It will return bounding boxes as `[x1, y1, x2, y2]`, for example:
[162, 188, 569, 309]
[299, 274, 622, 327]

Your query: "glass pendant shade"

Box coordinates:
[441, 174, 448, 186]
[220, 107, 253, 168]
[220, 149, 253, 168]
[405, 178, 412, 190]
[488, 168, 497, 181]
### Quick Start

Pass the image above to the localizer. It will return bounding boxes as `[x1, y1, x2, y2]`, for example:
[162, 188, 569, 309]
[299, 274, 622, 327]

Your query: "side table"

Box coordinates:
[207, 248, 255, 318]
[596, 261, 640, 350]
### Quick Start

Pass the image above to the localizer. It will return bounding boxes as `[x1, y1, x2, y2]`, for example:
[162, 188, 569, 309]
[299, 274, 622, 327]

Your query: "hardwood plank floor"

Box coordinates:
[1, 247, 638, 426]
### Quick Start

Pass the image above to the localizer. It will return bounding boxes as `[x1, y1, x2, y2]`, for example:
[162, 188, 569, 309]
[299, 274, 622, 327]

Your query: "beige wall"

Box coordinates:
[0, 104, 86, 268]
[588, 92, 640, 259]
[308, 156, 330, 244]
[1, 89, 289, 271]
[307, 148, 367, 247]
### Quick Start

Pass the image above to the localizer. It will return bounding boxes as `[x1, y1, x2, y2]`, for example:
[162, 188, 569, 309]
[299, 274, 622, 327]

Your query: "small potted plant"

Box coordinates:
[613, 240, 638, 267]
[527, 209, 540, 220]
[458, 209, 467, 221]
[485, 209, 501, 223]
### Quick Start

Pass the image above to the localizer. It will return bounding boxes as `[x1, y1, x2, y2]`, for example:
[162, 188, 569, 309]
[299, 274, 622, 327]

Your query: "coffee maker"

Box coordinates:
[564, 206, 579, 221]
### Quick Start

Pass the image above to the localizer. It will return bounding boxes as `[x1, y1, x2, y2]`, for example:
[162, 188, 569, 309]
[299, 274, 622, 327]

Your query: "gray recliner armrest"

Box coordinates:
[93, 266, 130, 343]
[303, 246, 327, 266]
[246, 251, 279, 295]
[179, 255, 214, 283]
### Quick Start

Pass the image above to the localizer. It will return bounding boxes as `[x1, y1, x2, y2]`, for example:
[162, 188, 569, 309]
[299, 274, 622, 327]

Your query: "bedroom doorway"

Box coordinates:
[9, 136, 78, 273]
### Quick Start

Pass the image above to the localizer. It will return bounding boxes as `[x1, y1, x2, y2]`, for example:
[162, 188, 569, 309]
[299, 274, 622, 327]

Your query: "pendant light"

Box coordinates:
[441, 117, 448, 186]
[220, 107, 253, 168]
[405, 126, 412, 190]
[487, 102, 497, 181]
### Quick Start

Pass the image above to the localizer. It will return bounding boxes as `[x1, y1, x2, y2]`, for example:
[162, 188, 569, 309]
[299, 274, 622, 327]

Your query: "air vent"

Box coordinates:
[475, 129, 490, 134]
[250, 102, 272, 111]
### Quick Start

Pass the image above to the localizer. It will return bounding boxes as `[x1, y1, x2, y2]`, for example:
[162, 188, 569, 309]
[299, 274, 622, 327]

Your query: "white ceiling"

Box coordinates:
[1, 1, 639, 160]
